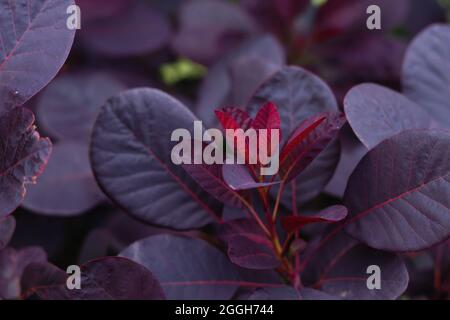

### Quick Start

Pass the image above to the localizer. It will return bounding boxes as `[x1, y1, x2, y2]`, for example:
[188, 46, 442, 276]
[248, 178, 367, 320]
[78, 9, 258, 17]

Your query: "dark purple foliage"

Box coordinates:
[0, 0, 449, 302]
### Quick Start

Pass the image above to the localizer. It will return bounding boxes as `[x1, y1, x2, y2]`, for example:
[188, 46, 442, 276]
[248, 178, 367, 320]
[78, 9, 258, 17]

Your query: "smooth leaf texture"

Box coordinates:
[279, 112, 346, 183]
[80, 1, 171, 57]
[90, 88, 222, 230]
[228, 55, 281, 106]
[403, 24, 450, 128]
[37, 72, 125, 141]
[344, 129, 450, 252]
[0, 108, 52, 218]
[22, 142, 105, 216]
[281, 205, 348, 234]
[21, 261, 66, 294]
[120, 234, 242, 300]
[26, 257, 166, 300]
[0, 246, 47, 299]
[0, 0, 76, 105]
[302, 233, 408, 300]
[344, 83, 430, 149]
[0, 216, 15, 250]
[172, 0, 257, 65]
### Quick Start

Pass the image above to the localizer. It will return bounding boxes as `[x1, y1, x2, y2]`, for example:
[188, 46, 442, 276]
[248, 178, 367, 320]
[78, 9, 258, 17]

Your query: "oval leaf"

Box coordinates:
[0, 0, 76, 105]
[90, 88, 222, 230]
[344, 83, 430, 149]
[344, 129, 450, 252]
[0, 216, 15, 250]
[120, 234, 242, 300]
[22, 142, 105, 216]
[0, 246, 47, 299]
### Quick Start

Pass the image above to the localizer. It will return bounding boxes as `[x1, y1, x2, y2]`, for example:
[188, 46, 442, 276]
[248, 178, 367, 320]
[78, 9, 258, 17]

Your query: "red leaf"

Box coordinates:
[281, 205, 348, 233]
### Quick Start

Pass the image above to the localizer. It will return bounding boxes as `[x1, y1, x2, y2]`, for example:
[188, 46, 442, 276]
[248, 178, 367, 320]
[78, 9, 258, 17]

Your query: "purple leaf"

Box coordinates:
[344, 83, 430, 149]
[120, 234, 242, 300]
[0, 0, 76, 105]
[90, 88, 222, 230]
[247, 66, 338, 147]
[37, 72, 125, 141]
[0, 108, 52, 218]
[22, 142, 105, 216]
[197, 35, 285, 128]
[76, 0, 132, 21]
[182, 162, 246, 208]
[302, 233, 408, 300]
[403, 24, 450, 129]
[344, 129, 450, 252]
[0, 246, 47, 299]
[325, 124, 368, 198]
[21, 261, 66, 294]
[0, 216, 15, 250]
[26, 257, 165, 300]
[227, 235, 279, 270]
[281, 205, 348, 234]
[172, 0, 257, 65]
[80, 1, 171, 57]
[222, 164, 280, 190]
